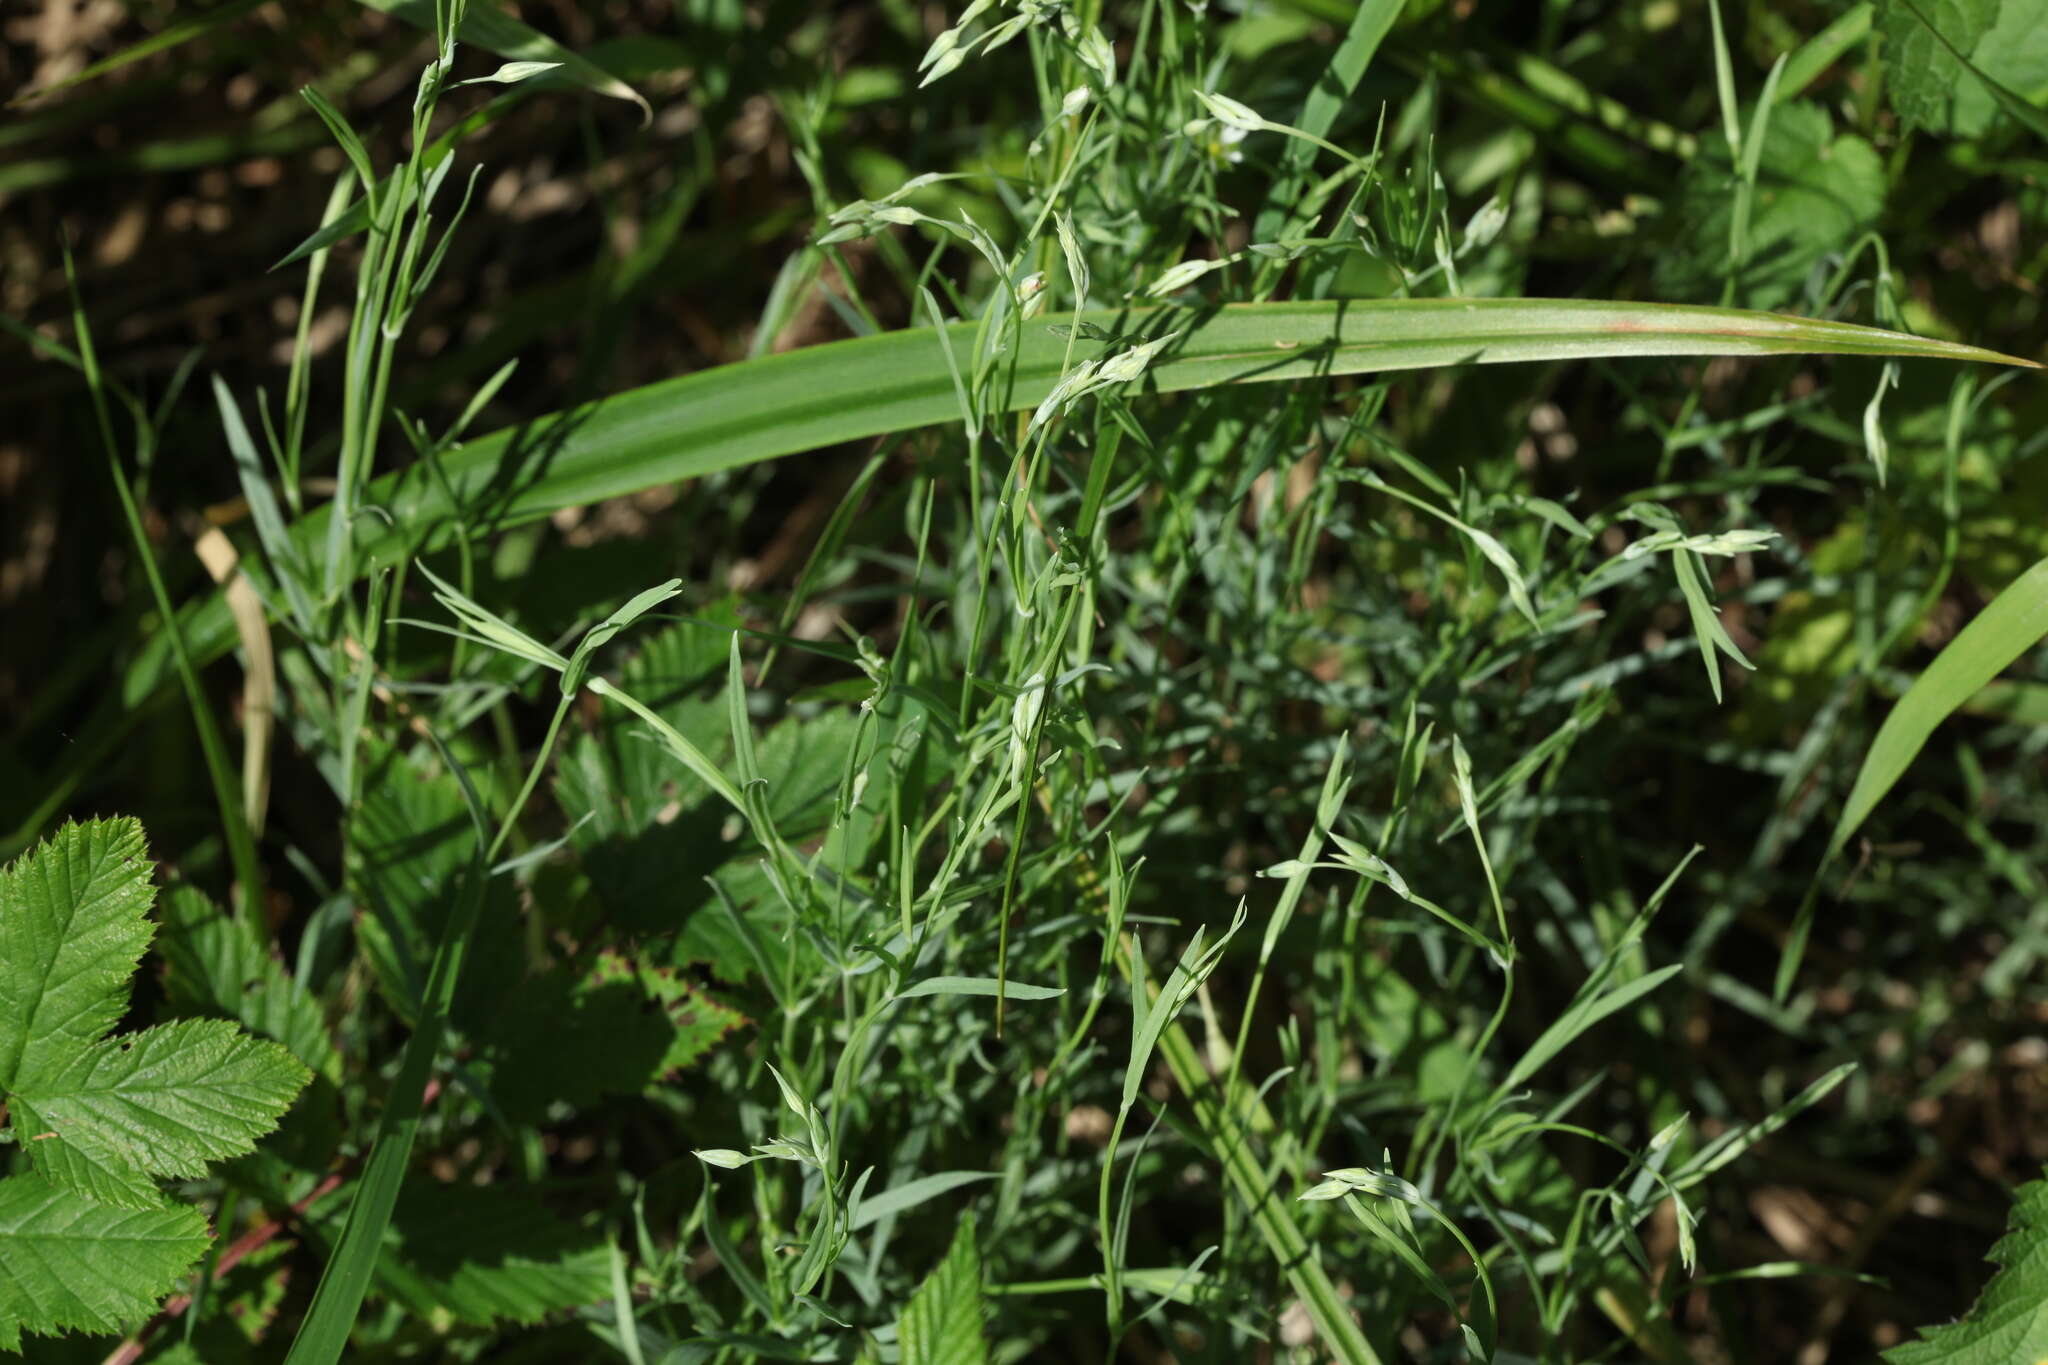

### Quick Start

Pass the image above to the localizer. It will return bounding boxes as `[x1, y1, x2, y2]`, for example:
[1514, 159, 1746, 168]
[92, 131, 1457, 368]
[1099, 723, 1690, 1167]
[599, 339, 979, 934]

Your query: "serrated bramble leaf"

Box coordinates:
[480, 953, 740, 1120]
[600, 954, 745, 1076]
[0, 818, 310, 1231]
[897, 1213, 988, 1365]
[373, 1183, 611, 1327]
[0, 1173, 211, 1352]
[9, 1018, 309, 1210]
[1949, 0, 2048, 139]
[158, 884, 341, 1083]
[1886, 1168, 2048, 1363]
[0, 817, 156, 1089]
[1880, 0, 1998, 131]
[350, 739, 526, 1025]
[1658, 101, 1885, 309]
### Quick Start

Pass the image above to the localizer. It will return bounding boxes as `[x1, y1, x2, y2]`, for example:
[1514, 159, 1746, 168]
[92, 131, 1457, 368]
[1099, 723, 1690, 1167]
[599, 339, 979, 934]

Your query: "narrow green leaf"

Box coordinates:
[1254, 0, 1402, 243]
[1674, 1062, 1856, 1187]
[354, 0, 650, 121]
[298, 84, 378, 202]
[1777, 4, 1875, 104]
[1827, 554, 2048, 860]
[893, 977, 1065, 1001]
[849, 1171, 998, 1233]
[698, 1179, 776, 1320]
[212, 375, 315, 630]
[1499, 965, 1685, 1096]
[284, 840, 489, 1365]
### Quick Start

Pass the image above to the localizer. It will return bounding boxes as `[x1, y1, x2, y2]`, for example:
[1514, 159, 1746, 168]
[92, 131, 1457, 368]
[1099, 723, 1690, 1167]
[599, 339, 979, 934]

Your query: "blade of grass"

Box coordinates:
[1252, 0, 1403, 244]
[1143, 961, 1384, 1364]
[282, 844, 487, 1365]
[1777, 4, 1873, 105]
[1778, 556, 2048, 998]
[83, 297, 2037, 755]
[286, 589, 598, 1359]
[1825, 553, 2048, 861]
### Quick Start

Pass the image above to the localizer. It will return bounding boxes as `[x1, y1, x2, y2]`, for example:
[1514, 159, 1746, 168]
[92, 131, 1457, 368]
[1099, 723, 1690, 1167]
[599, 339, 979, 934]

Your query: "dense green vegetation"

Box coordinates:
[3, 0, 2046, 1360]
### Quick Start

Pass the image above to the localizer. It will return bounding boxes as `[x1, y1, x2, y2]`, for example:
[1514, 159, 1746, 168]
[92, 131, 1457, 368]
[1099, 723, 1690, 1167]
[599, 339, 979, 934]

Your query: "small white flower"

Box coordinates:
[1318, 1165, 1420, 1202]
[1184, 118, 1247, 167]
[919, 27, 961, 72]
[1018, 271, 1048, 318]
[1027, 357, 1101, 434]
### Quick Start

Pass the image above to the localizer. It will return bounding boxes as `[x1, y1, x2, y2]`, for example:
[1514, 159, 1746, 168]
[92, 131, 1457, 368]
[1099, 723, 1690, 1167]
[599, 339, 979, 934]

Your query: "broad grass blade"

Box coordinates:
[89, 300, 2035, 746]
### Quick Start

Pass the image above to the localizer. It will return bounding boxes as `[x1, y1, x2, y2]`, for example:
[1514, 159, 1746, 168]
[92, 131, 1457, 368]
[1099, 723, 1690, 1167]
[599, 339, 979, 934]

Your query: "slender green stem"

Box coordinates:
[66, 248, 263, 920]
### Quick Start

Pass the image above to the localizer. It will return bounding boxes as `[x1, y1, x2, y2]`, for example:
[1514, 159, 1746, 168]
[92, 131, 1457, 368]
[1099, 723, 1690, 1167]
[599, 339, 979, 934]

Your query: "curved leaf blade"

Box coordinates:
[118, 299, 2036, 713]
[368, 299, 2034, 559]
[1828, 553, 2048, 859]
